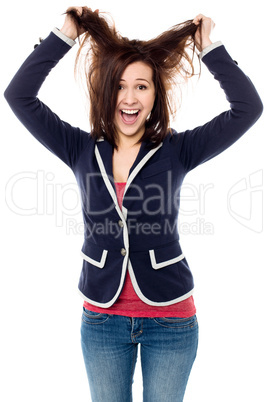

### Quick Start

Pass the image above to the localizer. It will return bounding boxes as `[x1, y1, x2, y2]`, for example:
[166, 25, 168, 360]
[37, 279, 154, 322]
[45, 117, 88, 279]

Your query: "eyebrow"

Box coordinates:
[119, 78, 150, 84]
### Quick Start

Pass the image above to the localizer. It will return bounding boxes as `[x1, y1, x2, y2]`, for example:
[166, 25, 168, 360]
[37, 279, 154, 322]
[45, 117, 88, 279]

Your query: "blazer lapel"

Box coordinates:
[95, 138, 163, 219]
[125, 141, 163, 191]
[95, 138, 114, 186]
[128, 140, 151, 175]
[95, 139, 162, 185]
[95, 138, 127, 220]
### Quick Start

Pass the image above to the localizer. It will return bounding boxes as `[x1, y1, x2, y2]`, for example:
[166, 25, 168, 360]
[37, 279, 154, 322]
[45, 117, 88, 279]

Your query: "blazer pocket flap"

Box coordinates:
[81, 241, 108, 269]
[149, 241, 185, 270]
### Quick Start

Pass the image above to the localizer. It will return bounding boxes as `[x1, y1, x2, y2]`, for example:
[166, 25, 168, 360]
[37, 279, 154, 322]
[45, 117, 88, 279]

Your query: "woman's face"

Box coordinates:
[114, 61, 155, 144]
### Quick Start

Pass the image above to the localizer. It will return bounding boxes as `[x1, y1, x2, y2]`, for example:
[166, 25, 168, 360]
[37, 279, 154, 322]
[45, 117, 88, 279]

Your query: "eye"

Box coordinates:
[138, 85, 147, 90]
[118, 84, 124, 90]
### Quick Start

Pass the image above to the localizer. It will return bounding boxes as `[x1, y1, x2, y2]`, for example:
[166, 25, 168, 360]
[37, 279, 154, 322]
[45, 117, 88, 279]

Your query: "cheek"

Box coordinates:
[116, 92, 122, 105]
[149, 87, 156, 106]
[114, 97, 121, 121]
[148, 94, 156, 111]
[114, 110, 120, 126]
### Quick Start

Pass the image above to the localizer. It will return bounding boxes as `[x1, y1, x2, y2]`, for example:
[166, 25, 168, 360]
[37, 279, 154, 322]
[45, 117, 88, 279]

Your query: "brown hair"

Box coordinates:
[66, 8, 200, 149]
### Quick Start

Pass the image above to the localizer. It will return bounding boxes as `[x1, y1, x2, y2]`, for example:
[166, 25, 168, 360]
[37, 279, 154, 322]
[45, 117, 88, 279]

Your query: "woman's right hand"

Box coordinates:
[60, 6, 99, 40]
[193, 14, 214, 52]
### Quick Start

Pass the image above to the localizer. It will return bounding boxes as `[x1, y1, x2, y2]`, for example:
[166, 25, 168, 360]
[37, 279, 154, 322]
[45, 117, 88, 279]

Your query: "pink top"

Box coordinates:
[83, 182, 196, 317]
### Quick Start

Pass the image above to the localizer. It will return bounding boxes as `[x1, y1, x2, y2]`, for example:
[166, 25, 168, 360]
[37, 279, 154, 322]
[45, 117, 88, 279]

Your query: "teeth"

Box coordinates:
[121, 109, 139, 115]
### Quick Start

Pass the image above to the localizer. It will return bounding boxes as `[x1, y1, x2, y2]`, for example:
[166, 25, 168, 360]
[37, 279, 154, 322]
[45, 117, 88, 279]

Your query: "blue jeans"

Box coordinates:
[81, 308, 198, 402]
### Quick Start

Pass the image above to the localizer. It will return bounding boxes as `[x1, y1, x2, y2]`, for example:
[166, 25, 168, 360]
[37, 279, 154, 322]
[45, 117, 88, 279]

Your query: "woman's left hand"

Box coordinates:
[193, 14, 215, 52]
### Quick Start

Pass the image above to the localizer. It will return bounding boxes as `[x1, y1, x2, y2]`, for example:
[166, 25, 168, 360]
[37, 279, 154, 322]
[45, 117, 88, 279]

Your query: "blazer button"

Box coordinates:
[118, 220, 124, 227]
[34, 37, 44, 49]
[121, 248, 127, 256]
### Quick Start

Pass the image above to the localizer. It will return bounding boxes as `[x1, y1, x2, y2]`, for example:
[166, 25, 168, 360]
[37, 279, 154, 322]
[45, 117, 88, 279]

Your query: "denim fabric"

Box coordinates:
[81, 308, 198, 401]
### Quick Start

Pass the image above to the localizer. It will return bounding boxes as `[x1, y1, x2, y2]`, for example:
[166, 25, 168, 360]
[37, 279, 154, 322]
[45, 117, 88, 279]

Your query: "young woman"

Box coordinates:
[4, 6, 263, 402]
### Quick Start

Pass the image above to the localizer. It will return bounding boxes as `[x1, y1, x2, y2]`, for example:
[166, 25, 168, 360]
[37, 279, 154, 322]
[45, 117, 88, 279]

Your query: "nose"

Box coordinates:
[122, 88, 138, 105]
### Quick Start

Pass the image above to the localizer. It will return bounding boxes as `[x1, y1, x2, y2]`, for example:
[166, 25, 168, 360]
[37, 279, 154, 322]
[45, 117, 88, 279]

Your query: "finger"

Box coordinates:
[65, 6, 83, 16]
[193, 14, 205, 25]
[79, 6, 99, 16]
[77, 7, 83, 16]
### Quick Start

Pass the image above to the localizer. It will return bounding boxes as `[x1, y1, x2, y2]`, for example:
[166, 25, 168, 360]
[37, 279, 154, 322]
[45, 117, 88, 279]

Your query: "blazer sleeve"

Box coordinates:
[4, 31, 90, 170]
[176, 45, 263, 172]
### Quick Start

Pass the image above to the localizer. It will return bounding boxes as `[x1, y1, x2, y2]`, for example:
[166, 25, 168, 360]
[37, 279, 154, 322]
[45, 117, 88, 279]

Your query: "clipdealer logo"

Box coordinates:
[5, 169, 263, 235]
[5, 170, 215, 236]
[227, 170, 263, 233]
[5, 170, 81, 227]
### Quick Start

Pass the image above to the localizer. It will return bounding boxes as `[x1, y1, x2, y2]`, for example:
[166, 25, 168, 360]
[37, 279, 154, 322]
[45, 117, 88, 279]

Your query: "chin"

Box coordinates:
[115, 121, 146, 140]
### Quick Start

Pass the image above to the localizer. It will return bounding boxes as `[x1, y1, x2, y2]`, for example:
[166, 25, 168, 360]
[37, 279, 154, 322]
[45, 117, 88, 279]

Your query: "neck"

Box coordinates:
[115, 127, 145, 150]
[116, 136, 142, 151]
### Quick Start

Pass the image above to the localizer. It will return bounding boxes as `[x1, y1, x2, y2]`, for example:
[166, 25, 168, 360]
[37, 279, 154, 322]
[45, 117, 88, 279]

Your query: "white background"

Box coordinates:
[1, 0, 267, 401]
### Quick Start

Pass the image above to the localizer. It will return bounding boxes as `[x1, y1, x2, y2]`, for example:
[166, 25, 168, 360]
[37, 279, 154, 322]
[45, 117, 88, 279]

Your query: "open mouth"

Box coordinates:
[120, 109, 140, 125]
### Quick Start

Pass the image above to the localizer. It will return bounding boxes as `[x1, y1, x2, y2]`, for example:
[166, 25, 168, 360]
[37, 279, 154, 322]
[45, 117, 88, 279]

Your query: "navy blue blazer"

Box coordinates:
[4, 31, 263, 307]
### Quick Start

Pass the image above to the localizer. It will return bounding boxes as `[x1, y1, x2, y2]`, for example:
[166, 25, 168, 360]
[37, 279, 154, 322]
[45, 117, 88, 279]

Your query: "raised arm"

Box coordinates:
[174, 15, 263, 172]
[4, 8, 92, 170]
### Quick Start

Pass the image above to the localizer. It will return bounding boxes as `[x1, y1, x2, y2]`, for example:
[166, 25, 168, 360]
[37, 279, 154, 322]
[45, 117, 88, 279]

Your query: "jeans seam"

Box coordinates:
[81, 312, 111, 325]
[131, 318, 144, 343]
[152, 316, 197, 329]
[129, 346, 137, 401]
